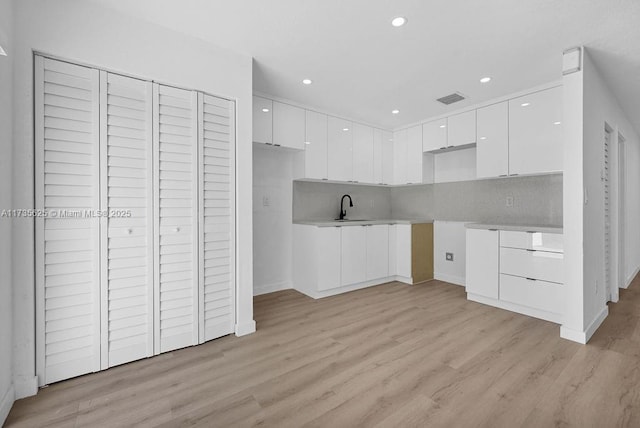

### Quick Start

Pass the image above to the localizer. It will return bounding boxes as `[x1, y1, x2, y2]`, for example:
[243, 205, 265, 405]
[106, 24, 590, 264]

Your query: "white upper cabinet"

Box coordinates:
[328, 116, 353, 182]
[447, 110, 476, 147]
[381, 131, 394, 185]
[272, 101, 305, 150]
[509, 86, 563, 175]
[422, 118, 447, 152]
[476, 102, 509, 178]
[304, 110, 328, 180]
[407, 125, 423, 184]
[352, 123, 374, 183]
[393, 129, 408, 185]
[372, 128, 383, 184]
[252, 95, 272, 144]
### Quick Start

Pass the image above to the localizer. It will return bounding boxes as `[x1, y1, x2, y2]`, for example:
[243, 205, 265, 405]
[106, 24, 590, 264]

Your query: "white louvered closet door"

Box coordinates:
[153, 84, 199, 354]
[100, 72, 154, 368]
[35, 56, 101, 385]
[198, 93, 236, 343]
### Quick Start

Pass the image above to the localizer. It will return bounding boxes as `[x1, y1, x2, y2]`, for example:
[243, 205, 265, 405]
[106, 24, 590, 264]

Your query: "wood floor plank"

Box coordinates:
[7, 279, 640, 427]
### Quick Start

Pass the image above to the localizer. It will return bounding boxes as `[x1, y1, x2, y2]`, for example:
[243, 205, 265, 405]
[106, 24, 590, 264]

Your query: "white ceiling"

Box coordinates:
[89, 0, 640, 131]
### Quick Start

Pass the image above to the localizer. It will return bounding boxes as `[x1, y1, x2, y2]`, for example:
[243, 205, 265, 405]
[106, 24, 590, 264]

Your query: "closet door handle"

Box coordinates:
[173, 227, 180, 233]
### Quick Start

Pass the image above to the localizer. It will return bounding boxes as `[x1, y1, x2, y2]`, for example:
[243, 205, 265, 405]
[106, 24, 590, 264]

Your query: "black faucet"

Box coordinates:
[338, 194, 353, 220]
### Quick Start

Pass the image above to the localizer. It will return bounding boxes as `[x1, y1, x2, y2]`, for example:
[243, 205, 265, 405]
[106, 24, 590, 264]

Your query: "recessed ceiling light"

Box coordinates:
[261, 108, 269, 113]
[521, 102, 531, 107]
[480, 136, 487, 140]
[480, 77, 492, 83]
[302, 79, 313, 85]
[439, 125, 446, 129]
[391, 16, 407, 27]
[554, 121, 561, 125]
[304, 141, 311, 145]
[388, 139, 393, 142]
[392, 109, 400, 115]
[342, 128, 349, 132]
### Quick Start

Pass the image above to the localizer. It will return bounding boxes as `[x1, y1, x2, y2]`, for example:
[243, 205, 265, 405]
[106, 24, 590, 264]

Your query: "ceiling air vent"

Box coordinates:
[437, 92, 466, 105]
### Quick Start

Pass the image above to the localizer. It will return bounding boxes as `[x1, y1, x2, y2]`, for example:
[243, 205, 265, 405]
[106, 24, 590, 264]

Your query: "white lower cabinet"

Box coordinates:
[366, 225, 389, 280]
[465, 229, 499, 299]
[317, 227, 341, 291]
[465, 226, 564, 323]
[341, 226, 367, 286]
[395, 224, 412, 279]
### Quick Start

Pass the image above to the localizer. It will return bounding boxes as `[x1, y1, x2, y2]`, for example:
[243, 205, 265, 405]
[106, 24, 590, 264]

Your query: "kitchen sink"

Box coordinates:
[333, 219, 370, 222]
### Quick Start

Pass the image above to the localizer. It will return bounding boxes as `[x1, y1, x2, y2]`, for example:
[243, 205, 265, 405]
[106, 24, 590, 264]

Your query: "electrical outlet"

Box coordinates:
[506, 196, 514, 207]
[262, 196, 270, 207]
[446, 252, 454, 262]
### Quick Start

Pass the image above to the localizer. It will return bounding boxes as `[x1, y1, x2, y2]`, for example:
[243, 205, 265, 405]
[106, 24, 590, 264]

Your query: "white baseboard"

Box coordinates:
[235, 320, 256, 336]
[1, 384, 15, 426]
[560, 306, 609, 344]
[14, 375, 38, 399]
[623, 265, 640, 289]
[434, 272, 465, 287]
[254, 280, 292, 296]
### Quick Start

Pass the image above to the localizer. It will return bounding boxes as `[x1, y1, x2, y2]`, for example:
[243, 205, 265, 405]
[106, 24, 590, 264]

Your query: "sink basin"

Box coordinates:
[334, 219, 370, 222]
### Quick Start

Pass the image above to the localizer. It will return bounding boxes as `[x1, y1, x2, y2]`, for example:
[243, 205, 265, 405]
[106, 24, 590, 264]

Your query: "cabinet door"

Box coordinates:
[100, 72, 154, 369]
[465, 229, 499, 299]
[407, 125, 423, 184]
[373, 128, 383, 184]
[317, 227, 342, 291]
[388, 225, 397, 276]
[154, 84, 199, 354]
[366, 225, 389, 280]
[341, 226, 367, 286]
[396, 224, 412, 279]
[422, 118, 447, 152]
[198, 93, 236, 343]
[328, 117, 353, 182]
[476, 102, 509, 178]
[273, 101, 305, 150]
[252, 96, 272, 144]
[393, 129, 408, 185]
[448, 110, 476, 147]
[352, 123, 374, 183]
[381, 131, 394, 185]
[35, 56, 101, 385]
[305, 110, 328, 180]
[509, 87, 563, 175]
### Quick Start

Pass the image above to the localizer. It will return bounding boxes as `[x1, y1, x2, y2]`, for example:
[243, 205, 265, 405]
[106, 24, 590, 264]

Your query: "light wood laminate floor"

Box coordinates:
[7, 277, 640, 427]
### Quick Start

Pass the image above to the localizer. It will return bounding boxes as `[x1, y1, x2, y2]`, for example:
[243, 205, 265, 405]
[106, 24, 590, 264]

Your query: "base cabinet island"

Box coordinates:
[293, 221, 433, 299]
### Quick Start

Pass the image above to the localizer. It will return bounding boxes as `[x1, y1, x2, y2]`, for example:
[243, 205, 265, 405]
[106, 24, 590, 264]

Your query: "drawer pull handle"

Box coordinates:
[525, 277, 537, 281]
[526, 249, 536, 252]
[526, 231, 537, 234]
[488, 228, 498, 231]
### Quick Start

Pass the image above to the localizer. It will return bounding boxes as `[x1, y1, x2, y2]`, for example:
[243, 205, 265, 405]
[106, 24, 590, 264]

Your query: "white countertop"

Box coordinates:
[294, 219, 433, 227]
[465, 223, 563, 234]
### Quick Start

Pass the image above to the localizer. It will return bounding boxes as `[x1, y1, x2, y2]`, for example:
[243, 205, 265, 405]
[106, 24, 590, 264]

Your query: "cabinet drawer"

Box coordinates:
[500, 247, 563, 284]
[500, 274, 563, 314]
[500, 231, 563, 253]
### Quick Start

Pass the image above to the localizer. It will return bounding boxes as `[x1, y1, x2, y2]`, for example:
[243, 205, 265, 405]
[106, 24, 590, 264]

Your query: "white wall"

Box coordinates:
[433, 148, 477, 184]
[433, 221, 467, 286]
[561, 47, 640, 343]
[0, 0, 14, 421]
[253, 145, 294, 295]
[581, 49, 640, 329]
[12, 0, 255, 396]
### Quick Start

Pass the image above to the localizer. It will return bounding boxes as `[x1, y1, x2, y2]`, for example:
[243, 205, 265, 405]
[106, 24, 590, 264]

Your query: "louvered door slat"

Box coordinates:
[154, 84, 199, 354]
[198, 93, 235, 343]
[36, 56, 101, 385]
[100, 71, 154, 369]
